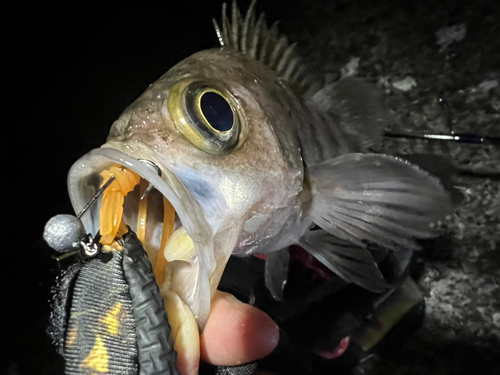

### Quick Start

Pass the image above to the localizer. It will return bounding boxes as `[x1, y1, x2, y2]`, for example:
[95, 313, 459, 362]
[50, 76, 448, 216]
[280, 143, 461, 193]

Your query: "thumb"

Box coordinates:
[200, 290, 279, 366]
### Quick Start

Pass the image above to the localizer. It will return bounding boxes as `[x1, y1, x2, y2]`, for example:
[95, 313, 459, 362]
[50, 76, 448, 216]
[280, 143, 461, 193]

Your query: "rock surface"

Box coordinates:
[275, 0, 499, 373]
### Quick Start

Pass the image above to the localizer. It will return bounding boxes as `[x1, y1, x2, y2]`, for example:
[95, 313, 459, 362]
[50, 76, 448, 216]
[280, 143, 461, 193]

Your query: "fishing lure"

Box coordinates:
[45, 172, 257, 375]
[45, 172, 179, 374]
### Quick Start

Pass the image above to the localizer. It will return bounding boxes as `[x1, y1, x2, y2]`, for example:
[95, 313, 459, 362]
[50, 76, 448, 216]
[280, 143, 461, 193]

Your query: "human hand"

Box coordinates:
[200, 290, 280, 366]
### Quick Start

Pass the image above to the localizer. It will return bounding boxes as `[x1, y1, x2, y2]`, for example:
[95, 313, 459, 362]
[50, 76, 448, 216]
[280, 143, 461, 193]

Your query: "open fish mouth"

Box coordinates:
[67, 147, 224, 368]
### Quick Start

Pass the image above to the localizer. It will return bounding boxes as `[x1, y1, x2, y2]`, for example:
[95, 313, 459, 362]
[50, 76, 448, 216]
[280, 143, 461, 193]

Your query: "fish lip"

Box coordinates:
[67, 148, 209, 240]
[67, 147, 215, 326]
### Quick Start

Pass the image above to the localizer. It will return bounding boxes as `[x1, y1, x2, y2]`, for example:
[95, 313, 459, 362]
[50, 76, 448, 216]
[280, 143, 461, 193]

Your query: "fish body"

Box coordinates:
[64, 2, 455, 373]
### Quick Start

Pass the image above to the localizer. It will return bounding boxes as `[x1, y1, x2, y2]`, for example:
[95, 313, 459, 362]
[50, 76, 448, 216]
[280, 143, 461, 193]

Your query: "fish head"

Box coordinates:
[67, 47, 305, 327]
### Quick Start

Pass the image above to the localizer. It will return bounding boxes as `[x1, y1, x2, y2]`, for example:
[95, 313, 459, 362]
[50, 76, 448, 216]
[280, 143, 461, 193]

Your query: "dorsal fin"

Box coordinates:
[213, 0, 317, 95]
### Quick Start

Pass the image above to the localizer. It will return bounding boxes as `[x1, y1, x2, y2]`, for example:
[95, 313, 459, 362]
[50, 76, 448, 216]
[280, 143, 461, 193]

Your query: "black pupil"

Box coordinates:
[200, 92, 234, 132]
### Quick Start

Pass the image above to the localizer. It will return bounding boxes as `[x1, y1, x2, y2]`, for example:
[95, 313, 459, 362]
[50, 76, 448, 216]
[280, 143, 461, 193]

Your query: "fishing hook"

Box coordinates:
[138, 159, 162, 200]
[46, 175, 119, 263]
[77, 176, 116, 218]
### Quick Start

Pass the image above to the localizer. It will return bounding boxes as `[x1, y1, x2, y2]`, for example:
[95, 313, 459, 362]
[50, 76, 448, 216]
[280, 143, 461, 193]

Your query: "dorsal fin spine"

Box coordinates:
[222, 3, 230, 46]
[248, 14, 264, 59]
[213, 0, 317, 95]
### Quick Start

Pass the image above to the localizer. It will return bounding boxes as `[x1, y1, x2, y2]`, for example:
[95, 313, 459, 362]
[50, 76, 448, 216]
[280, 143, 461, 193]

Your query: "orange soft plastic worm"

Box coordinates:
[99, 163, 176, 280]
[99, 165, 141, 245]
[154, 197, 176, 285]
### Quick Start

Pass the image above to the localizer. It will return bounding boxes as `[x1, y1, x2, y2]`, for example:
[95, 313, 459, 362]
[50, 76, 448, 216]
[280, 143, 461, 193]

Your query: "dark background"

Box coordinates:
[5, 0, 499, 374]
[7, 1, 254, 373]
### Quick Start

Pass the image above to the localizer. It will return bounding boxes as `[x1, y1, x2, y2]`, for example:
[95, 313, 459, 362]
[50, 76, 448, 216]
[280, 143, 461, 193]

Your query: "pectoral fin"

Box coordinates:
[264, 248, 290, 301]
[308, 153, 455, 251]
[299, 230, 389, 292]
[398, 153, 464, 205]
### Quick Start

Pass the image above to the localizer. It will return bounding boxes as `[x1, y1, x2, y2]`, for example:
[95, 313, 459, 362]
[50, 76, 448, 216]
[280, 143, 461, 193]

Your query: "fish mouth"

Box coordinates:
[67, 147, 228, 372]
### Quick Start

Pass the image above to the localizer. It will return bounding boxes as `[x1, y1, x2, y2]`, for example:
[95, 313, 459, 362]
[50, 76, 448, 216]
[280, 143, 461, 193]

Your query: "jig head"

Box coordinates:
[43, 177, 116, 263]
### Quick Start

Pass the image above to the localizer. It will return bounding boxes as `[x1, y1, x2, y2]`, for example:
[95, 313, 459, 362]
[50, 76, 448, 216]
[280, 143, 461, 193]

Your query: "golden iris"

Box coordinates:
[167, 78, 244, 154]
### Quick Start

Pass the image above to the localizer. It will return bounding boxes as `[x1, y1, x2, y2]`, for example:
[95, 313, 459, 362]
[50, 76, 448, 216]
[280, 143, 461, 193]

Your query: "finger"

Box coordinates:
[200, 290, 279, 366]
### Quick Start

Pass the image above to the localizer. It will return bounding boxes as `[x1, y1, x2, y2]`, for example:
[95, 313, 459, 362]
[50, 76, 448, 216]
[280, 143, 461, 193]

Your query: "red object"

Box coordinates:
[316, 336, 351, 359]
[289, 245, 334, 281]
[255, 246, 335, 282]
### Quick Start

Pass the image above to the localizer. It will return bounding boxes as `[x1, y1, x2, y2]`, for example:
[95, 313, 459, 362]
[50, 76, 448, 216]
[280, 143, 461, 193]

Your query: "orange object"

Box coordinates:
[99, 164, 140, 245]
[154, 197, 176, 285]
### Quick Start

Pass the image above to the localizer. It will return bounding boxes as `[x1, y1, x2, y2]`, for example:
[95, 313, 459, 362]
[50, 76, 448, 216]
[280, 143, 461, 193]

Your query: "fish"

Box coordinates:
[64, 1, 455, 372]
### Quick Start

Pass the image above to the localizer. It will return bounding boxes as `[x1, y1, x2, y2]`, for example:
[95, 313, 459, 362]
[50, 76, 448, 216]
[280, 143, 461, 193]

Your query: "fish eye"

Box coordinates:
[167, 79, 244, 154]
[199, 91, 234, 132]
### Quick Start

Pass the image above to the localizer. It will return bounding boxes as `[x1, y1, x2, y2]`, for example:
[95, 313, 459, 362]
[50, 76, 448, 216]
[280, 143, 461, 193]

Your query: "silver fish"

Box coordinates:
[65, 1, 455, 370]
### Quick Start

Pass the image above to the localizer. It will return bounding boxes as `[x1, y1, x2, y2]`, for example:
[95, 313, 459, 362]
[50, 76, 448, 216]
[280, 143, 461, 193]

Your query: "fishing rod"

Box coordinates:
[384, 95, 500, 146]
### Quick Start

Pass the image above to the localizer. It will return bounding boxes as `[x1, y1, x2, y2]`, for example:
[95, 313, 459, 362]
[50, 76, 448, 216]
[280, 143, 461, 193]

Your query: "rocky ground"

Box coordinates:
[273, 0, 499, 374]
